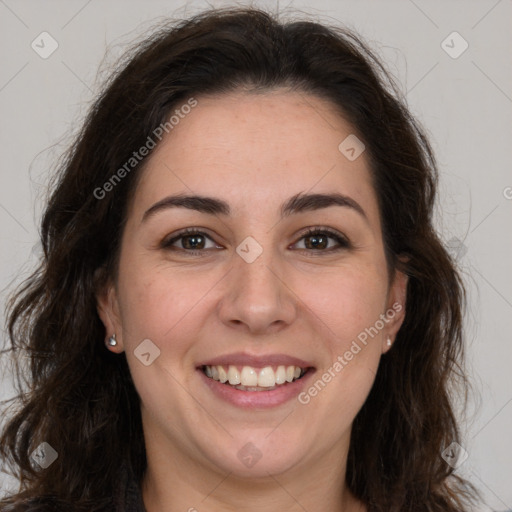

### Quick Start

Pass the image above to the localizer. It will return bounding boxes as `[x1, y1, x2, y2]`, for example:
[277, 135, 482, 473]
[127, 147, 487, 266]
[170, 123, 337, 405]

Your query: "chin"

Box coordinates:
[202, 431, 307, 479]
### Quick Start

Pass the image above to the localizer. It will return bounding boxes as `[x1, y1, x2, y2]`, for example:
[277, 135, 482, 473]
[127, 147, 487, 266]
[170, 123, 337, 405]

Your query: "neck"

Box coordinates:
[140, 430, 366, 512]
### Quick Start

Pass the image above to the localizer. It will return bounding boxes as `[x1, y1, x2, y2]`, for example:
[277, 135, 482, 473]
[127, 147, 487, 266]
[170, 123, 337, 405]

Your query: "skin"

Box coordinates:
[97, 89, 408, 512]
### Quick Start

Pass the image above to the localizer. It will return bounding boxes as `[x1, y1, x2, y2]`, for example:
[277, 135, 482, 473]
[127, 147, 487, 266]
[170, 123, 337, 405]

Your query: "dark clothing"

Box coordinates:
[114, 462, 146, 512]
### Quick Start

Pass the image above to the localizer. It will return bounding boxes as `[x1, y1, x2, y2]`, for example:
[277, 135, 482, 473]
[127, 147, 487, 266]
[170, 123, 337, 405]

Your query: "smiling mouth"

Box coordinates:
[201, 364, 310, 391]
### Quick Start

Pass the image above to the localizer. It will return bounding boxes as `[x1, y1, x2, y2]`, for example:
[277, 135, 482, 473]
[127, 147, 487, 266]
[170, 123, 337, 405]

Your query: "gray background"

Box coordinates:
[0, 0, 510, 509]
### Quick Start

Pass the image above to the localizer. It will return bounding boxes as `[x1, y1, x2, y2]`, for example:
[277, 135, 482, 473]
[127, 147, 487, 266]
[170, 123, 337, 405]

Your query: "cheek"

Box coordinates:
[115, 264, 211, 418]
[295, 263, 388, 348]
[117, 265, 209, 350]
[293, 269, 386, 429]
[117, 250, 388, 359]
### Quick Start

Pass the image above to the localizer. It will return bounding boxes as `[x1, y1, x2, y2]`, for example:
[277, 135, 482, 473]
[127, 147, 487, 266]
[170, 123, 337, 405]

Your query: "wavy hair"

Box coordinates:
[1, 7, 478, 511]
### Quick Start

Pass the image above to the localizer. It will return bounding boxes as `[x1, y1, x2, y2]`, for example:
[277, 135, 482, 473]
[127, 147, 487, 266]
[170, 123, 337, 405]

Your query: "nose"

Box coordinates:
[217, 239, 297, 336]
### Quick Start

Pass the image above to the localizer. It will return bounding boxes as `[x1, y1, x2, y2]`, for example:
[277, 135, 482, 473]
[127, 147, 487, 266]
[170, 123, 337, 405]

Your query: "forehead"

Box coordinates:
[130, 90, 379, 225]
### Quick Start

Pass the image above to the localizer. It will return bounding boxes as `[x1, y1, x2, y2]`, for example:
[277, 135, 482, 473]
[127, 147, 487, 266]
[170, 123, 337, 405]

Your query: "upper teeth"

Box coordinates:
[204, 365, 304, 387]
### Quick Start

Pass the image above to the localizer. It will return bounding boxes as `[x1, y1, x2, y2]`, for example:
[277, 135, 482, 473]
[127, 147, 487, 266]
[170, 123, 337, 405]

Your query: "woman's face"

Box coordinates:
[98, 90, 407, 480]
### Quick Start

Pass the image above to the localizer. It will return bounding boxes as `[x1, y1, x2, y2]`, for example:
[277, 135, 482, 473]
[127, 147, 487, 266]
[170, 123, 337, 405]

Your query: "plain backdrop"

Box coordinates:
[0, 0, 511, 509]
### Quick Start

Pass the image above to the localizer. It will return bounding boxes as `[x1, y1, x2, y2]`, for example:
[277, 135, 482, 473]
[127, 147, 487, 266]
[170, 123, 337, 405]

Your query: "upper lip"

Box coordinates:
[197, 352, 315, 369]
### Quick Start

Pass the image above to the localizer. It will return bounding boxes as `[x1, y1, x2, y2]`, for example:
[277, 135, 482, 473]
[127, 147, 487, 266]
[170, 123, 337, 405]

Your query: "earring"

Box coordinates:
[107, 334, 117, 347]
[386, 337, 392, 347]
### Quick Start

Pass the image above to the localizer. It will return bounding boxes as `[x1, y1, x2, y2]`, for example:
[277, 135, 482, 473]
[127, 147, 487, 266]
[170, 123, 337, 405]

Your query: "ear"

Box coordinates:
[94, 267, 125, 353]
[382, 263, 408, 354]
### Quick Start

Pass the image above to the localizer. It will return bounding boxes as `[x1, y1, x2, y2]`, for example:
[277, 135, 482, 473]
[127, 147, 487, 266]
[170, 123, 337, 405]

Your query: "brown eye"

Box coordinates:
[176, 233, 206, 250]
[161, 226, 350, 256]
[294, 228, 350, 252]
[161, 229, 219, 254]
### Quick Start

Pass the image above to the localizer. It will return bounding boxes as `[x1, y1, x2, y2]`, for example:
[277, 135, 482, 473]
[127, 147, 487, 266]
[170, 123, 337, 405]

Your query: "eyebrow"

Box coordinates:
[141, 192, 369, 224]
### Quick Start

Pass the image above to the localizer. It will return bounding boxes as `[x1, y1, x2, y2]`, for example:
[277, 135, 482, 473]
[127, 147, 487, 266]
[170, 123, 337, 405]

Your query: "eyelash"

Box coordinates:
[161, 226, 351, 256]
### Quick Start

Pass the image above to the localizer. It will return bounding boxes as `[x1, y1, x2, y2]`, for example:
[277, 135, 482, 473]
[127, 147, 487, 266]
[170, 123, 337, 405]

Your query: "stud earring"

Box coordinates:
[386, 337, 392, 347]
[107, 334, 117, 347]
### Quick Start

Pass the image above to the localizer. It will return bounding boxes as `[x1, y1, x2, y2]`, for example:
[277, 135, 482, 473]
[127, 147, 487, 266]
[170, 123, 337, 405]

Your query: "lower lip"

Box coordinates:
[198, 368, 315, 409]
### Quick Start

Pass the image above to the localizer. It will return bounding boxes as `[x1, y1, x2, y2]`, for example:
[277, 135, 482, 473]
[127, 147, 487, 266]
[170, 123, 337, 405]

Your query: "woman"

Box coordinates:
[0, 7, 479, 511]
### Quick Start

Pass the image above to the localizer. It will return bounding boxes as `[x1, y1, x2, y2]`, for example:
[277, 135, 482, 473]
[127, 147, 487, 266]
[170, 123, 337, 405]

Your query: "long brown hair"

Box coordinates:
[1, 7, 478, 511]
